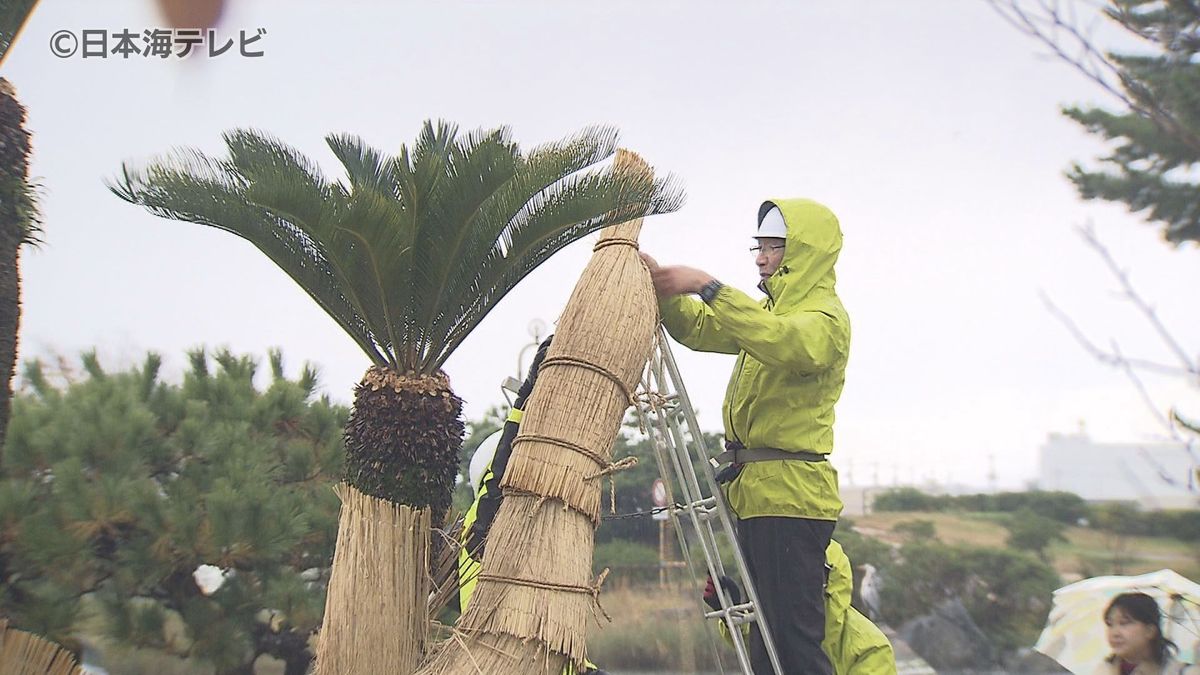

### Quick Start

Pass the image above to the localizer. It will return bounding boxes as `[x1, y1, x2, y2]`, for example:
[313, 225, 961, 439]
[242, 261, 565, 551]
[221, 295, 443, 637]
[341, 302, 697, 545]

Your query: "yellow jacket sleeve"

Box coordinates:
[659, 295, 741, 355]
[705, 284, 844, 375]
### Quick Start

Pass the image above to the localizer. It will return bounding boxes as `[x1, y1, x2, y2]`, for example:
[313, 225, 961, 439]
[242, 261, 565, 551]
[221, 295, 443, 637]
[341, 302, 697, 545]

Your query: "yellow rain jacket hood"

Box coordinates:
[659, 198, 851, 520]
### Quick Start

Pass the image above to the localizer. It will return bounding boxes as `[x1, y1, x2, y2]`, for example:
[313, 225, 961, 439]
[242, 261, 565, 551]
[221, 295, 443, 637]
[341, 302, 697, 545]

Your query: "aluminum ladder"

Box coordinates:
[630, 327, 785, 675]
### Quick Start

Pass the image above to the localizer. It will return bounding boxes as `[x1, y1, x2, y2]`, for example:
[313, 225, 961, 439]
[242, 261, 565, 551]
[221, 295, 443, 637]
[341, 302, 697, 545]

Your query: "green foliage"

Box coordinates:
[989, 491, 1090, 524]
[110, 121, 684, 373]
[873, 488, 1089, 524]
[597, 420, 724, 548]
[1062, 0, 1200, 244]
[1004, 508, 1068, 561]
[594, 540, 660, 585]
[1090, 500, 1144, 535]
[1141, 508, 1200, 540]
[894, 519, 937, 542]
[879, 541, 1059, 651]
[589, 588, 732, 671]
[871, 487, 947, 512]
[833, 518, 894, 572]
[0, 348, 346, 673]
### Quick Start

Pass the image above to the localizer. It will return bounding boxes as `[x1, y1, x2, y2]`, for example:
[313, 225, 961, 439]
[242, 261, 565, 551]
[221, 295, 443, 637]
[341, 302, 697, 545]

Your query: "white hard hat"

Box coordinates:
[756, 205, 787, 238]
[468, 428, 504, 493]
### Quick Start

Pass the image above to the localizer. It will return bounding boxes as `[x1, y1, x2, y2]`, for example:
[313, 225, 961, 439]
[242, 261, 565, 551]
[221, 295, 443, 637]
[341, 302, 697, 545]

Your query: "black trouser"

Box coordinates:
[737, 516, 836, 675]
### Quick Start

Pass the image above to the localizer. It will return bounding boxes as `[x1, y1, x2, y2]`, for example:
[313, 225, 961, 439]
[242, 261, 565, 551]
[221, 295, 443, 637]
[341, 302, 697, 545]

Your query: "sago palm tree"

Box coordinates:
[0, 0, 43, 456]
[0, 81, 40, 456]
[110, 120, 682, 672]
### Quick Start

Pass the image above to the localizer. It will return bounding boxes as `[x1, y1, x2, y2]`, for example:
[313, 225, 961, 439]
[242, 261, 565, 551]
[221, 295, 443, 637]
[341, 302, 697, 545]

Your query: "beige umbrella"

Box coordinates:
[1035, 569, 1200, 673]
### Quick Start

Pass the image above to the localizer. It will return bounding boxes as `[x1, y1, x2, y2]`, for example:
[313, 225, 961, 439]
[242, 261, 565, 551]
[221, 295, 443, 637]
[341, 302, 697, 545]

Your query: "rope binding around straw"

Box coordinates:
[476, 567, 613, 622]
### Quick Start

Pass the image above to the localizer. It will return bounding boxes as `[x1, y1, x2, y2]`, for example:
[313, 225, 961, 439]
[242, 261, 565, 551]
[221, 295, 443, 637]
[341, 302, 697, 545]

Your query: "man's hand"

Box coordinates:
[703, 573, 743, 611]
[639, 252, 715, 298]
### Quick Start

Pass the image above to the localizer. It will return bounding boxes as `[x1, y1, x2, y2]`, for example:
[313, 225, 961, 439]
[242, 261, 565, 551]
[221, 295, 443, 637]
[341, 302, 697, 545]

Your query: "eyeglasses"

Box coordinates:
[749, 244, 786, 256]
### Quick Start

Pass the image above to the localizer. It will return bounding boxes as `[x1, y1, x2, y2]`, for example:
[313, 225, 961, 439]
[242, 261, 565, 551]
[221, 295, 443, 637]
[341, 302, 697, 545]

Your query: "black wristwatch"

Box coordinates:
[698, 279, 724, 305]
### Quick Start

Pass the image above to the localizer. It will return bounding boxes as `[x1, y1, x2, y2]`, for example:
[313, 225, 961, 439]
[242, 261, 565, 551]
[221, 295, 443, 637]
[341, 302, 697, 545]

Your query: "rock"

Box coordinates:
[900, 598, 999, 670]
[1001, 647, 1071, 673]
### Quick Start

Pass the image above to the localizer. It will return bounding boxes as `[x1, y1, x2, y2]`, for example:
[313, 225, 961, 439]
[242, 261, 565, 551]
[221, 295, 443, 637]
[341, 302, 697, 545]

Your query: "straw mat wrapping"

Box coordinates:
[314, 483, 431, 675]
[0, 620, 82, 675]
[499, 219, 656, 525]
[419, 150, 660, 674]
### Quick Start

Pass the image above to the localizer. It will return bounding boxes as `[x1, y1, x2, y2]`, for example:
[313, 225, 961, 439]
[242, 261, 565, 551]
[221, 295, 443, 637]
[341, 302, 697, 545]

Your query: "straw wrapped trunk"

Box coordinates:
[420, 150, 659, 674]
[315, 370, 463, 674]
[0, 620, 82, 675]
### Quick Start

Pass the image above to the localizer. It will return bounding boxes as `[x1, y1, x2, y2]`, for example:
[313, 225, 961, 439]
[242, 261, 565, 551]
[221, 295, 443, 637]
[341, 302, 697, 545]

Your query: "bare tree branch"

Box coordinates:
[985, 0, 1200, 154]
[987, 0, 1132, 105]
[1110, 340, 1193, 452]
[1039, 222, 1200, 488]
[1135, 446, 1183, 491]
[1039, 290, 1189, 376]
[1078, 222, 1199, 376]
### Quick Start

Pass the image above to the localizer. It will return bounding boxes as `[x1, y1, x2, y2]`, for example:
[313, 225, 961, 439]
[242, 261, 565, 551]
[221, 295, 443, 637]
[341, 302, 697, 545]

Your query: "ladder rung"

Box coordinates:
[670, 497, 718, 521]
[704, 602, 757, 619]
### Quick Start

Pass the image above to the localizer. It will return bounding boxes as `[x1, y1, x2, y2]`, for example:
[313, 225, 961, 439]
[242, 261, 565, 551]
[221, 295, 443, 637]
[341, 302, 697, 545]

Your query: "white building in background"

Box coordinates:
[1038, 432, 1198, 510]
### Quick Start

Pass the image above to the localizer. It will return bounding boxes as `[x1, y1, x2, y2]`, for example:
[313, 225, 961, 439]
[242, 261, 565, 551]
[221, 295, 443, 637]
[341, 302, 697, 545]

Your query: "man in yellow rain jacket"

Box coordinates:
[642, 198, 850, 674]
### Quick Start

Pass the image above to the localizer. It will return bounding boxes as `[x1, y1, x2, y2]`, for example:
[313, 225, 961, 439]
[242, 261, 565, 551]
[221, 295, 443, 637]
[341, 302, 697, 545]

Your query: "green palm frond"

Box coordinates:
[109, 145, 386, 365]
[110, 120, 684, 373]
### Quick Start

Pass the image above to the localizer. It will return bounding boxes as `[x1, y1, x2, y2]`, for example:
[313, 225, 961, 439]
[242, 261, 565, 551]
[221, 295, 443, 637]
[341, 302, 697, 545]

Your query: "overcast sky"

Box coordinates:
[6, 0, 1199, 490]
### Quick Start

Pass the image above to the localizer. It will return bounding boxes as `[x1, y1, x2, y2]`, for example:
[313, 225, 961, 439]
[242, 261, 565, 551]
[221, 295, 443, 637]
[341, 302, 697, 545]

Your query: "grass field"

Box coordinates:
[79, 512, 1200, 672]
[588, 583, 735, 672]
[854, 510, 1200, 580]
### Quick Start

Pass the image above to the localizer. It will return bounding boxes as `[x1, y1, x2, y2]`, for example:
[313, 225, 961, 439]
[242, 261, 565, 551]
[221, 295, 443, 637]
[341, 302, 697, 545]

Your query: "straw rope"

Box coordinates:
[512, 433, 608, 469]
[470, 568, 616, 624]
[475, 573, 603, 599]
[0, 620, 83, 675]
[537, 356, 635, 405]
[585, 454, 639, 481]
[591, 237, 639, 252]
[314, 483, 430, 675]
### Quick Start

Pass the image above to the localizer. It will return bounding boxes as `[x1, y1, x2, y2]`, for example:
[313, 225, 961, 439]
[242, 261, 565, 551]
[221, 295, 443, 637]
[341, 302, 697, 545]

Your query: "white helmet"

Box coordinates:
[756, 205, 787, 238]
[468, 429, 504, 493]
